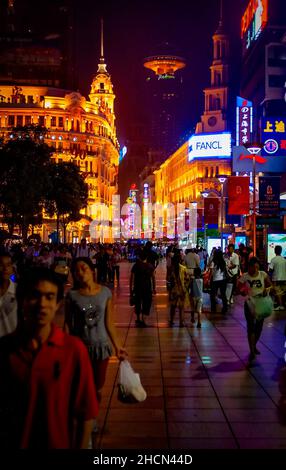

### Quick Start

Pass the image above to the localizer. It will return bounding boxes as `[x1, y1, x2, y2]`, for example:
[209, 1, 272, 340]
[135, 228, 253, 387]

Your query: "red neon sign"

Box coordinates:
[241, 0, 268, 39]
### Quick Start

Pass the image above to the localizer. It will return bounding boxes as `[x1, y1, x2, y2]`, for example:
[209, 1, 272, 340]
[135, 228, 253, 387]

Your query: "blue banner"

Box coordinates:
[232, 145, 286, 173]
[261, 117, 286, 157]
[259, 176, 280, 215]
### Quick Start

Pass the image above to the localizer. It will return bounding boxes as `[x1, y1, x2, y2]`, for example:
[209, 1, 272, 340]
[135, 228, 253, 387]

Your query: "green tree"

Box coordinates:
[0, 134, 53, 240]
[45, 162, 88, 243]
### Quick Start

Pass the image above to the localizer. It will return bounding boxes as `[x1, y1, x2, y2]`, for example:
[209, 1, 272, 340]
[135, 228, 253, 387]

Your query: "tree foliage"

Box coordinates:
[0, 134, 53, 238]
[0, 127, 88, 240]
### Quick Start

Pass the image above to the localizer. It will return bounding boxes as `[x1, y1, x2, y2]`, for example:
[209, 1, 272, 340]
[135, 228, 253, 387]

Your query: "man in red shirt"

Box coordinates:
[0, 267, 98, 449]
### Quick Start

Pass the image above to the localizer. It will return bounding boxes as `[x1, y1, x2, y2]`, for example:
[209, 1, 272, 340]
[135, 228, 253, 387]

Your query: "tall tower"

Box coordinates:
[89, 19, 116, 130]
[143, 44, 186, 156]
[196, 0, 230, 133]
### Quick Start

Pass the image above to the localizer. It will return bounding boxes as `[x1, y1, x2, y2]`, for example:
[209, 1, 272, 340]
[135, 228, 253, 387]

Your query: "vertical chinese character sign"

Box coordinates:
[236, 97, 253, 146]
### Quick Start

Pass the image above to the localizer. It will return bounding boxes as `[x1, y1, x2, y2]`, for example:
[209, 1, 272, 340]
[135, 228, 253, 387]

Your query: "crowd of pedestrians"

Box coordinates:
[0, 235, 285, 448]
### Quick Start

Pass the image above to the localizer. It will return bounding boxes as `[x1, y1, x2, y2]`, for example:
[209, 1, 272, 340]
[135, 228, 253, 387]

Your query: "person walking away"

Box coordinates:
[130, 250, 155, 327]
[191, 267, 203, 328]
[0, 253, 17, 338]
[225, 243, 240, 304]
[111, 248, 121, 285]
[65, 257, 127, 404]
[143, 241, 159, 293]
[209, 249, 228, 314]
[237, 257, 272, 363]
[0, 267, 98, 448]
[75, 238, 90, 258]
[269, 245, 286, 310]
[169, 253, 189, 327]
[185, 248, 200, 272]
[96, 246, 109, 284]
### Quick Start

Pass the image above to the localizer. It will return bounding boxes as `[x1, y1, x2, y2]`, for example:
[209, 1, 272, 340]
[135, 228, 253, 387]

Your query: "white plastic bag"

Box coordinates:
[118, 360, 147, 402]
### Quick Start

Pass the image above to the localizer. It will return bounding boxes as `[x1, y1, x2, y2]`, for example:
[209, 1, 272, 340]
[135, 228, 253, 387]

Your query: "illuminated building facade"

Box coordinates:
[155, 13, 232, 215]
[0, 36, 119, 242]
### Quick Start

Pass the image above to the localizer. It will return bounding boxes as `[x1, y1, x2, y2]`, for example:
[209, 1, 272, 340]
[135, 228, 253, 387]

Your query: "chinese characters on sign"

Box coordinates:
[236, 97, 253, 146]
[261, 117, 286, 157]
[259, 177, 280, 215]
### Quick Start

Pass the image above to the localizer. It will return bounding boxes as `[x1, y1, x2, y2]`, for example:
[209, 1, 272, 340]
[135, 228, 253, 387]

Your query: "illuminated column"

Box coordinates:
[188, 202, 198, 248]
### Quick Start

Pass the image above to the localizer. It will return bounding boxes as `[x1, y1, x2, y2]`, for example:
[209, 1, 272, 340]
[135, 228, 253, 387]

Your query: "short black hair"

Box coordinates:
[16, 267, 64, 304]
[248, 257, 260, 268]
[275, 245, 282, 255]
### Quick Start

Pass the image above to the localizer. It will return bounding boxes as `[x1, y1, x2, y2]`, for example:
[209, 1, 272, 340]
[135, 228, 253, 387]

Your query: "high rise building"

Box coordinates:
[155, 8, 232, 208]
[143, 43, 186, 157]
[0, 0, 78, 90]
[240, 0, 286, 120]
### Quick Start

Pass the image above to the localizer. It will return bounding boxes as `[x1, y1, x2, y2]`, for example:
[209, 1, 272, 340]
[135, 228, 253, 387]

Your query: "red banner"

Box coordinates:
[228, 176, 250, 215]
[204, 198, 219, 225]
[197, 208, 203, 229]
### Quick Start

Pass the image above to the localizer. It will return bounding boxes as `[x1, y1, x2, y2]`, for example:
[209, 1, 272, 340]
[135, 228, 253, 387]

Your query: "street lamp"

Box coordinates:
[245, 143, 263, 256]
[201, 191, 209, 249]
[218, 176, 227, 250]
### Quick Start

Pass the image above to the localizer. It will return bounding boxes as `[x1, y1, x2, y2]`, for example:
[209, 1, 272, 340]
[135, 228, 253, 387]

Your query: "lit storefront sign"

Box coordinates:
[119, 145, 127, 163]
[241, 0, 268, 52]
[188, 132, 231, 162]
[236, 96, 253, 146]
[261, 117, 286, 156]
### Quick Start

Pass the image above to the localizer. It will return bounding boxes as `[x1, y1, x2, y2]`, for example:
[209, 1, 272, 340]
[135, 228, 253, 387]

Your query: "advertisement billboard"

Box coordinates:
[188, 133, 231, 162]
[232, 145, 286, 173]
[235, 235, 246, 249]
[259, 176, 280, 214]
[267, 233, 286, 263]
[241, 0, 268, 53]
[207, 238, 226, 256]
[261, 117, 286, 157]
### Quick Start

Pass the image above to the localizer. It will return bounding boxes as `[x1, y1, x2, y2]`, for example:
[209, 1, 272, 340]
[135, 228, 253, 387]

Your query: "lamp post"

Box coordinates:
[245, 144, 263, 256]
[218, 176, 227, 250]
[201, 191, 209, 249]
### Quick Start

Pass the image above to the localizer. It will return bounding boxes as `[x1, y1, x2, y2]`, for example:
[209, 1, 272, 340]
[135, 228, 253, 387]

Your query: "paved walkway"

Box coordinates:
[66, 260, 286, 449]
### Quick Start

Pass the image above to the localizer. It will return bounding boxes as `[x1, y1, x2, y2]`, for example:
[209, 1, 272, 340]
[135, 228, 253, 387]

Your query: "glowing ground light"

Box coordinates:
[201, 356, 212, 364]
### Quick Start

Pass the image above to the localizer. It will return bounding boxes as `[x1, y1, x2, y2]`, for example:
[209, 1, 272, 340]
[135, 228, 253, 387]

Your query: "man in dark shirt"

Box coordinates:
[130, 250, 155, 327]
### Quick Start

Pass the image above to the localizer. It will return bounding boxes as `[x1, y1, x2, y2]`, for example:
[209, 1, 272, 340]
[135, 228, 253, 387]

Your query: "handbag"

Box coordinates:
[203, 270, 212, 293]
[247, 295, 273, 320]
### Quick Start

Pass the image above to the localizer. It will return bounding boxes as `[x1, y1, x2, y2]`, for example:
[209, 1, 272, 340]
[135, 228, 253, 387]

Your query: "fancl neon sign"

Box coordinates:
[188, 133, 231, 161]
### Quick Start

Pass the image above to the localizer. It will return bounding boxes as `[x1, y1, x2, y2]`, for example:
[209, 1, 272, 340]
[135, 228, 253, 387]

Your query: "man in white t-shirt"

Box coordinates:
[269, 245, 286, 310]
[237, 257, 272, 363]
[75, 239, 90, 258]
[0, 253, 17, 338]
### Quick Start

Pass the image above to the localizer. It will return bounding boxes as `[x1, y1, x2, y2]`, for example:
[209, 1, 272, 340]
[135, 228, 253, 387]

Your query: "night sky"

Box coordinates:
[78, 0, 247, 145]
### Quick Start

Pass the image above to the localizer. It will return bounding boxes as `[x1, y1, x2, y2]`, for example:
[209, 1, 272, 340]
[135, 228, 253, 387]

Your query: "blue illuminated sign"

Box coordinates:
[188, 132, 231, 162]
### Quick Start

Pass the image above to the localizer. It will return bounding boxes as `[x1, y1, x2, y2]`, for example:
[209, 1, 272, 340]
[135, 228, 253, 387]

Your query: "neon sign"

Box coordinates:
[236, 97, 253, 146]
[188, 133, 231, 161]
[241, 0, 268, 51]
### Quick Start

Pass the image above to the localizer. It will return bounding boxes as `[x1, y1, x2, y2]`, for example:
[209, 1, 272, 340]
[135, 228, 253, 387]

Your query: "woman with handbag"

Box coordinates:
[64, 257, 128, 402]
[237, 257, 272, 363]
